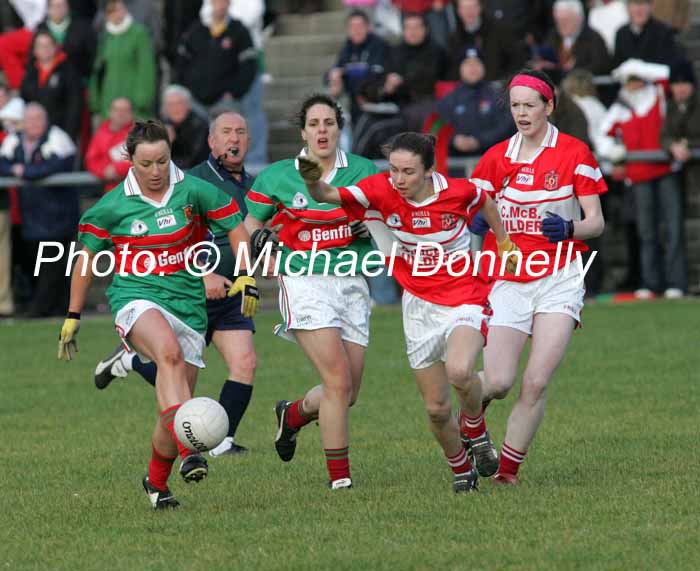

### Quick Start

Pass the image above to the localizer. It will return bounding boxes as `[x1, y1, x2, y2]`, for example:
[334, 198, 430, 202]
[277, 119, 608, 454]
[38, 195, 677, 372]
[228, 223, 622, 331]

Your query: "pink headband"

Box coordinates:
[509, 74, 554, 102]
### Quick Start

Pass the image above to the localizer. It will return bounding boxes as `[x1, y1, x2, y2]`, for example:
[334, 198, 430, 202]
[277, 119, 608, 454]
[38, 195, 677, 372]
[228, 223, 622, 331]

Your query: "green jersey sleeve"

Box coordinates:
[361, 158, 380, 177]
[78, 202, 113, 253]
[193, 178, 243, 235]
[245, 168, 277, 222]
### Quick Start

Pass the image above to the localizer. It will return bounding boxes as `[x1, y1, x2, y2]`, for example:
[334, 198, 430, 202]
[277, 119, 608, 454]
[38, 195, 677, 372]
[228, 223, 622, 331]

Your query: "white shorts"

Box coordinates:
[114, 300, 206, 369]
[488, 262, 585, 335]
[402, 290, 489, 370]
[276, 274, 371, 347]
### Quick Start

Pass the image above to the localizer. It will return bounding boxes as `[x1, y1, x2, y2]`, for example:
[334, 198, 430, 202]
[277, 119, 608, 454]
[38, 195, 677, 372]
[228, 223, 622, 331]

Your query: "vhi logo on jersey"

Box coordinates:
[292, 192, 308, 209]
[515, 172, 534, 186]
[157, 215, 177, 229]
[544, 170, 559, 191]
[412, 214, 431, 229]
[130, 220, 148, 236]
[412, 210, 431, 229]
[386, 213, 402, 228]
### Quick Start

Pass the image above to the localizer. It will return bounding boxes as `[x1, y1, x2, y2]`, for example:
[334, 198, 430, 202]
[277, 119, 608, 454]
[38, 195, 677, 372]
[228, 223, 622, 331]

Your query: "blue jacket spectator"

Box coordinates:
[327, 10, 387, 124]
[0, 102, 77, 317]
[0, 103, 77, 241]
[436, 48, 514, 155]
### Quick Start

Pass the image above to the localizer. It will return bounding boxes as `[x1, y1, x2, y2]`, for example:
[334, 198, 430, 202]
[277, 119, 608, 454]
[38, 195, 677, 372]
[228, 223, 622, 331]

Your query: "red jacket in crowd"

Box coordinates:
[392, 0, 437, 12]
[84, 119, 132, 192]
[602, 83, 672, 184]
[0, 28, 32, 89]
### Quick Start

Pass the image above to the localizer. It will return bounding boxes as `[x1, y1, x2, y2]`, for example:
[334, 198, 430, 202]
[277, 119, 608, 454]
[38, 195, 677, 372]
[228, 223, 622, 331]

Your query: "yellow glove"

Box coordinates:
[228, 275, 259, 318]
[497, 236, 521, 275]
[297, 156, 323, 184]
[58, 317, 80, 361]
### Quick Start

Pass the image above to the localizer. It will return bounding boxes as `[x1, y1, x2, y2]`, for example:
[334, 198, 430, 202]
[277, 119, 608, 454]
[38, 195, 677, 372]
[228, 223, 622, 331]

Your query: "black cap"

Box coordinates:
[462, 46, 484, 63]
[670, 58, 697, 86]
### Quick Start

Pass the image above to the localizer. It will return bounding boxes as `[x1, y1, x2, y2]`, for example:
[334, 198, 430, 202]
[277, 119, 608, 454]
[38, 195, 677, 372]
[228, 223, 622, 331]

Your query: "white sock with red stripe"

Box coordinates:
[446, 446, 473, 476]
[499, 441, 527, 476]
[459, 410, 486, 440]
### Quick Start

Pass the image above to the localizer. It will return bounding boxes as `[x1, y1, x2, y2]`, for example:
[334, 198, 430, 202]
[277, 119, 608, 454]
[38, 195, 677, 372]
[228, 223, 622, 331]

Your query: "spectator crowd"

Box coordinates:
[0, 0, 269, 317]
[0, 0, 698, 318]
[333, 0, 697, 301]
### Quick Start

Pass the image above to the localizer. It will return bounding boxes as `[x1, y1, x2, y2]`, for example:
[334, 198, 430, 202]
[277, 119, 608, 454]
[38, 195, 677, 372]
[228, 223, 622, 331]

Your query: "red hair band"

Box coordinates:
[509, 74, 554, 102]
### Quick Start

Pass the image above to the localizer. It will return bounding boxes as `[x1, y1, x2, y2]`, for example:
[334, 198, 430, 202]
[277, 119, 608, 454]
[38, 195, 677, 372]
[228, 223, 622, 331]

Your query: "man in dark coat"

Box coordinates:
[447, 0, 527, 82]
[175, 0, 258, 108]
[161, 85, 209, 170]
[613, 0, 680, 67]
[547, 0, 611, 77]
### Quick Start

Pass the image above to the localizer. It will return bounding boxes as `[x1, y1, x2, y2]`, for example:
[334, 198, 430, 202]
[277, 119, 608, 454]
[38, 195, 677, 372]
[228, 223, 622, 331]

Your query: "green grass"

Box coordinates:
[2, 301, 698, 571]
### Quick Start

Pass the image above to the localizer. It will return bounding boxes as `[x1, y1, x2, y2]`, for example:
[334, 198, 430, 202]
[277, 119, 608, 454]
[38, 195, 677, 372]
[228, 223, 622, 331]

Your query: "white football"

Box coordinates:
[174, 397, 229, 453]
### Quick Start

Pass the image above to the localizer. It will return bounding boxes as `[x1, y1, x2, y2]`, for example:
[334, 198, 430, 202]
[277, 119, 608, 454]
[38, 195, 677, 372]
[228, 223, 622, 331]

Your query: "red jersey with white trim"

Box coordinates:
[470, 124, 607, 283]
[339, 171, 489, 307]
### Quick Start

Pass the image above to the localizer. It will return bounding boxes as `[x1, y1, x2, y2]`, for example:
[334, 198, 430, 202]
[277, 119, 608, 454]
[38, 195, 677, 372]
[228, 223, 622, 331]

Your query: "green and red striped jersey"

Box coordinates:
[245, 149, 379, 275]
[78, 162, 242, 333]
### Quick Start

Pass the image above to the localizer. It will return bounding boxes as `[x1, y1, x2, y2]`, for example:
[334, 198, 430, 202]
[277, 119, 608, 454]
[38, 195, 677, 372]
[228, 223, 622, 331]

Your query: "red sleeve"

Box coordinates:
[573, 146, 608, 196]
[337, 173, 385, 220]
[469, 147, 502, 198]
[463, 180, 487, 224]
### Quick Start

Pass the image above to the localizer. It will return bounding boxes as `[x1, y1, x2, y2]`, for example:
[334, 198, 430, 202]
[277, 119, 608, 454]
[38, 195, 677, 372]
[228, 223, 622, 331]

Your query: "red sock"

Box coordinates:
[161, 404, 191, 460]
[148, 444, 176, 491]
[446, 446, 473, 475]
[499, 442, 526, 475]
[460, 410, 487, 440]
[285, 399, 314, 430]
[325, 447, 350, 482]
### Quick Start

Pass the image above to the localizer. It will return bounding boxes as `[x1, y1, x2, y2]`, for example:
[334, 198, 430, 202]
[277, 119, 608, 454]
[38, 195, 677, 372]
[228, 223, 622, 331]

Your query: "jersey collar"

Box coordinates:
[124, 161, 184, 208]
[504, 122, 559, 164]
[206, 153, 251, 189]
[391, 172, 449, 207]
[294, 147, 348, 183]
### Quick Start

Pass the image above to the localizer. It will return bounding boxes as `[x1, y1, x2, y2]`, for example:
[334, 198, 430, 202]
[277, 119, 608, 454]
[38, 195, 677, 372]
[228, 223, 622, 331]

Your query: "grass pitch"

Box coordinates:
[2, 301, 698, 571]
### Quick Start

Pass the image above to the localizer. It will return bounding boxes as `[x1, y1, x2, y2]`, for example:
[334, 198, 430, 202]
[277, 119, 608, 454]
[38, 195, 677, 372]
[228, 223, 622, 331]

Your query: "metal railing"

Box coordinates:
[1, 149, 699, 190]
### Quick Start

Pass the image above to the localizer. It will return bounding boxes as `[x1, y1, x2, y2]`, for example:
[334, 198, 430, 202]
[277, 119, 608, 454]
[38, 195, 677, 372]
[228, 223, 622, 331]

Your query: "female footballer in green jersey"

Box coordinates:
[57, 120, 258, 509]
[245, 95, 378, 490]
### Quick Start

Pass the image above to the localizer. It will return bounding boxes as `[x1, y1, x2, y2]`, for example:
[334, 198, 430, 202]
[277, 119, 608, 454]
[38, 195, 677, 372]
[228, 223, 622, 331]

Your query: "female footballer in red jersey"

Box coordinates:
[57, 120, 257, 508]
[298, 132, 519, 493]
[469, 69, 606, 485]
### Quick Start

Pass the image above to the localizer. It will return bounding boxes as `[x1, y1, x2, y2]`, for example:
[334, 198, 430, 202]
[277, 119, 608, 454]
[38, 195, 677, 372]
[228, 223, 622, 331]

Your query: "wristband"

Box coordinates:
[67, 311, 81, 320]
